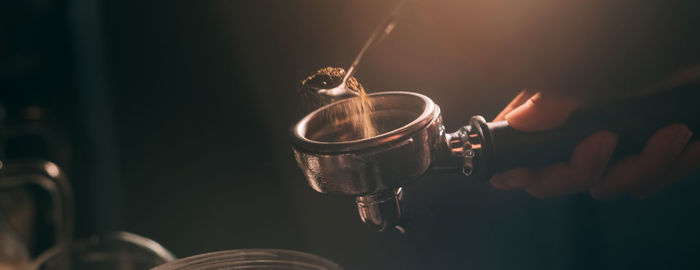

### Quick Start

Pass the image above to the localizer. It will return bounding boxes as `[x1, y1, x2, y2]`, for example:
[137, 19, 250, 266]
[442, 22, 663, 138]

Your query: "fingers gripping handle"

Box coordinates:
[472, 84, 700, 178]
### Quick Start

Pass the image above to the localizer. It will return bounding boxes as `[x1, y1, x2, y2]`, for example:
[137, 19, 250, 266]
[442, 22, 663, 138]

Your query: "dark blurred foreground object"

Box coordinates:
[0, 210, 30, 269]
[0, 161, 174, 270]
[37, 231, 176, 270]
[0, 160, 72, 269]
[153, 249, 342, 270]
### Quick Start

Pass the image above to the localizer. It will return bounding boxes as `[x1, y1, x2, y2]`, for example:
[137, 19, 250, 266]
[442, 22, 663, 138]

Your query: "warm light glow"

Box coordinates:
[44, 163, 60, 178]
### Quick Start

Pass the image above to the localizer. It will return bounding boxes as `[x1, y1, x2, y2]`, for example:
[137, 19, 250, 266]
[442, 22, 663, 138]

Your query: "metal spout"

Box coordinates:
[355, 188, 406, 233]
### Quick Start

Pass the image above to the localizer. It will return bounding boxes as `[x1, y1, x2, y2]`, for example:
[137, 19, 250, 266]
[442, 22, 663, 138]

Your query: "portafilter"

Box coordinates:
[292, 86, 700, 232]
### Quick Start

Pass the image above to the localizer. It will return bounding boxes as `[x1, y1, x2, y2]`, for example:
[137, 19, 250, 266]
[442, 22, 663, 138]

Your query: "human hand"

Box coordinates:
[489, 90, 700, 200]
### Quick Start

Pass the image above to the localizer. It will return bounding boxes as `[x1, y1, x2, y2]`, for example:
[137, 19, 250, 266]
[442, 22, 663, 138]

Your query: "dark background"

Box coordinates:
[2, 0, 700, 269]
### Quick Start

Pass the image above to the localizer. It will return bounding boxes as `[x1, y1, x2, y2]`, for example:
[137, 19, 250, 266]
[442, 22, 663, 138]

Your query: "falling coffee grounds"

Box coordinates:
[301, 67, 378, 141]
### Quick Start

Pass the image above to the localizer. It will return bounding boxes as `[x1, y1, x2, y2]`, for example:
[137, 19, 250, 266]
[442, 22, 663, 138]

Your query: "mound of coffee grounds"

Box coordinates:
[300, 67, 378, 140]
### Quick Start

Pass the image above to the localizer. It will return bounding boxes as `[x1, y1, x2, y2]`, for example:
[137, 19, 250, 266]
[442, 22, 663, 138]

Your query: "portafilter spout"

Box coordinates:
[292, 87, 700, 232]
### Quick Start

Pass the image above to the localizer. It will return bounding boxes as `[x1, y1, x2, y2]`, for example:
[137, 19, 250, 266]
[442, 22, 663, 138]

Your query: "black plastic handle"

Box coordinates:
[479, 84, 700, 175]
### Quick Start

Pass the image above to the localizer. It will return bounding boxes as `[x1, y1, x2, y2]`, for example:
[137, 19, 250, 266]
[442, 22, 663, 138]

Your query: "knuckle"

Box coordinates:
[589, 190, 604, 200]
[572, 171, 595, 186]
[565, 168, 595, 188]
[589, 188, 611, 200]
[525, 187, 549, 199]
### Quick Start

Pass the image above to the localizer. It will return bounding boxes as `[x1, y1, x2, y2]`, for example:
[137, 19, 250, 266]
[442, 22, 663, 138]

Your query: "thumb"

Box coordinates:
[504, 92, 578, 132]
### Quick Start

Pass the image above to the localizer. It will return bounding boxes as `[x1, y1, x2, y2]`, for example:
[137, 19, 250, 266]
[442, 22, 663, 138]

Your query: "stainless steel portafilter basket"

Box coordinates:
[293, 92, 443, 232]
[292, 87, 700, 232]
[293, 92, 442, 194]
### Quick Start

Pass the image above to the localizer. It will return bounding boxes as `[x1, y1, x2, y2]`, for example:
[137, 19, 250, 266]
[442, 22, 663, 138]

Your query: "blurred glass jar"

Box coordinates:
[36, 231, 176, 270]
[0, 210, 30, 270]
[0, 160, 73, 270]
[153, 249, 342, 270]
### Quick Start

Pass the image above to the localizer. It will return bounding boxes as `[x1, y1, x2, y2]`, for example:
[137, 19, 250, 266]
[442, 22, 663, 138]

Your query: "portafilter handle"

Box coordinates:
[448, 84, 700, 179]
